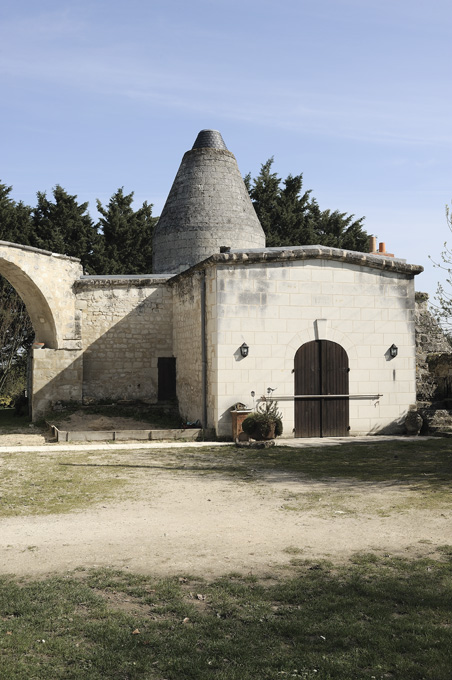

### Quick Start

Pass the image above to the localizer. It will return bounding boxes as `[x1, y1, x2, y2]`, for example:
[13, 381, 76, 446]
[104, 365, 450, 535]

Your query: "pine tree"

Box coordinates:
[246, 158, 369, 251]
[94, 188, 157, 275]
[0, 182, 33, 246]
[30, 185, 100, 272]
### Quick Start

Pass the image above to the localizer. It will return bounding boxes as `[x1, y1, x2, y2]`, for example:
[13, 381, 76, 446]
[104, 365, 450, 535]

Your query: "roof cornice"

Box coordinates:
[168, 245, 423, 283]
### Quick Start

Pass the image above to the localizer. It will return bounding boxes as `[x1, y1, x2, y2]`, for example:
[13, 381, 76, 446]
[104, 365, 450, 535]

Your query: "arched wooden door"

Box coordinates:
[294, 340, 349, 437]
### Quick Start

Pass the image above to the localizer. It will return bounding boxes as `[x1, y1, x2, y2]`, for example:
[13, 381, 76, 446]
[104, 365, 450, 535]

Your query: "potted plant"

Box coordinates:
[241, 397, 283, 441]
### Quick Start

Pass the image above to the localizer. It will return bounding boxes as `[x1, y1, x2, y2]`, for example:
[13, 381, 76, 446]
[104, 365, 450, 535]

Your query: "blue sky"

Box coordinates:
[1, 0, 451, 300]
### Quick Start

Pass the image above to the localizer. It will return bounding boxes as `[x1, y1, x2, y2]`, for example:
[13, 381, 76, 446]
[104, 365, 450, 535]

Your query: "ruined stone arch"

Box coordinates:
[0, 257, 59, 349]
[0, 242, 83, 351]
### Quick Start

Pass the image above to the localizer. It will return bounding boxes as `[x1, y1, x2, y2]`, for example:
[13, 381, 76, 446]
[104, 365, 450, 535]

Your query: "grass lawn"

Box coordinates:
[1, 437, 452, 518]
[1, 552, 452, 680]
[1, 437, 452, 678]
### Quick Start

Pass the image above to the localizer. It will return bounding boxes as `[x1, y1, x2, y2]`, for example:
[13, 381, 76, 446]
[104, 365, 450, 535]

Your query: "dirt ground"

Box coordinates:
[1, 434, 450, 579]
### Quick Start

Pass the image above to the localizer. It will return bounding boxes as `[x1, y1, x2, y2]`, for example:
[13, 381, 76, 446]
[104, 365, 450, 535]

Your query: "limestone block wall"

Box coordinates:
[414, 292, 451, 402]
[75, 277, 173, 403]
[172, 272, 205, 422]
[205, 268, 219, 429]
[32, 348, 83, 418]
[210, 258, 418, 437]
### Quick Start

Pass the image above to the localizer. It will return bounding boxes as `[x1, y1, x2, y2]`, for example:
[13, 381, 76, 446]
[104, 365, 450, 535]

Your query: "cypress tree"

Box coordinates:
[246, 158, 369, 251]
[94, 188, 157, 275]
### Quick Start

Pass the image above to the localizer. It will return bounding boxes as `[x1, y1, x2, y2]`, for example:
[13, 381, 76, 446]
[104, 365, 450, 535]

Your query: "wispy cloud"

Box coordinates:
[1, 3, 451, 149]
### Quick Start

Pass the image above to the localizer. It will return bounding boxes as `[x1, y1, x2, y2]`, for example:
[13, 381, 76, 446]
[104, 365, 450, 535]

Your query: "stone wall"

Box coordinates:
[208, 258, 417, 437]
[32, 348, 83, 417]
[414, 292, 452, 403]
[0, 241, 82, 349]
[75, 277, 173, 403]
[172, 272, 204, 423]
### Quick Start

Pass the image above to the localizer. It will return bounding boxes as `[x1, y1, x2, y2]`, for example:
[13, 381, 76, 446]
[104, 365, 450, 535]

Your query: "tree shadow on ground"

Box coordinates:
[59, 438, 452, 492]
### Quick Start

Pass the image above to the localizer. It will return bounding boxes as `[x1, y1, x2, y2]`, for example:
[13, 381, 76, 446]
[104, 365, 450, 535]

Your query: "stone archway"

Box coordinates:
[0, 241, 83, 349]
[0, 241, 84, 418]
[0, 258, 58, 349]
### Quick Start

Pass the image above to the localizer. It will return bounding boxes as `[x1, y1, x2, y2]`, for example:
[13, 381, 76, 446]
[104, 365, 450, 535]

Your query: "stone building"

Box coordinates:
[0, 130, 424, 436]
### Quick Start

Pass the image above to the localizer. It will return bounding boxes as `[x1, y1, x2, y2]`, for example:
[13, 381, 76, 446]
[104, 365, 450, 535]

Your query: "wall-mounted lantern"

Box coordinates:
[240, 342, 249, 358]
[389, 344, 398, 358]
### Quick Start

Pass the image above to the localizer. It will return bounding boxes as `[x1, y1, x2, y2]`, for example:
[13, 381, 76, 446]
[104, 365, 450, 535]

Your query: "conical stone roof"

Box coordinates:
[152, 130, 266, 274]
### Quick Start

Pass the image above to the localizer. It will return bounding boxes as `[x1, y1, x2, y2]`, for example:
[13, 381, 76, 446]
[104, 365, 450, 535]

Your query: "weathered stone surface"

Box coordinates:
[170, 245, 424, 282]
[172, 271, 204, 424]
[418, 407, 452, 435]
[152, 131, 265, 274]
[0, 241, 82, 349]
[76, 277, 173, 404]
[415, 293, 452, 403]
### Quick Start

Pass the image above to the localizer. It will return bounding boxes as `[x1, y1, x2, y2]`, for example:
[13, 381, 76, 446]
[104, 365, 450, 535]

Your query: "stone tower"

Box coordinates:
[152, 129, 266, 274]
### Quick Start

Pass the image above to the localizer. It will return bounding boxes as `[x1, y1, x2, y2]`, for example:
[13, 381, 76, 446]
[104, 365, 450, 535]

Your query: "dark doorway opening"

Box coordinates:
[158, 357, 176, 402]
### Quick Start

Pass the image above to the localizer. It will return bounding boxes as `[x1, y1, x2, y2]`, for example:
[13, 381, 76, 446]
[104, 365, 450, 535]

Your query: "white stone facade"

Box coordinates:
[192, 255, 417, 437]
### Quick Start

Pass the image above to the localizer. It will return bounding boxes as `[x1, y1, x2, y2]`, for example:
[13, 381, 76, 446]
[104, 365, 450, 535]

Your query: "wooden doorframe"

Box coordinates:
[294, 340, 349, 438]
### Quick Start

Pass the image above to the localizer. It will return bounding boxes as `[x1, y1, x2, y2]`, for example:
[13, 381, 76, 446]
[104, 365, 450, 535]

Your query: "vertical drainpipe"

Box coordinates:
[201, 269, 208, 429]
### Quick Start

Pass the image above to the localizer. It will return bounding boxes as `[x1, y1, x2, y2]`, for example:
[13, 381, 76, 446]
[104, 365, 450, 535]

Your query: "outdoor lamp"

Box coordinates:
[240, 342, 249, 358]
[389, 344, 398, 358]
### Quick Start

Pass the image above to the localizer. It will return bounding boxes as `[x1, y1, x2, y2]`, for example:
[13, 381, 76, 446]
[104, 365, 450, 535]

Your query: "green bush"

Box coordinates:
[242, 398, 283, 440]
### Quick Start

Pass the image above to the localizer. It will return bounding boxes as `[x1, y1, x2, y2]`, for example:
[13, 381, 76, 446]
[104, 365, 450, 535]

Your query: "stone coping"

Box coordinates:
[0, 239, 80, 262]
[75, 274, 171, 288]
[168, 245, 424, 283]
[51, 425, 202, 442]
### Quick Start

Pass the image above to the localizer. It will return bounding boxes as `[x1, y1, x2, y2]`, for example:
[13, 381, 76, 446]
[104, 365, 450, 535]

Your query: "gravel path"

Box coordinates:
[0, 435, 448, 578]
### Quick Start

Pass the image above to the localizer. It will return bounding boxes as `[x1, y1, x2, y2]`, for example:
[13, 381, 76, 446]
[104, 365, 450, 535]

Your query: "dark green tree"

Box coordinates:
[30, 185, 100, 272]
[0, 182, 33, 246]
[245, 158, 369, 251]
[0, 183, 34, 404]
[0, 284, 33, 404]
[93, 188, 157, 275]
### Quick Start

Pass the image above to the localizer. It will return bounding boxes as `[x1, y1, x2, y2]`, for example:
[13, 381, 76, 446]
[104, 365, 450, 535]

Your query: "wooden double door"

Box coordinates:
[294, 340, 349, 438]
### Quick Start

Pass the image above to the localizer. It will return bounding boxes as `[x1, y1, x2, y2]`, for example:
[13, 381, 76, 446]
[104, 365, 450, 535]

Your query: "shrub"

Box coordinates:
[242, 397, 283, 440]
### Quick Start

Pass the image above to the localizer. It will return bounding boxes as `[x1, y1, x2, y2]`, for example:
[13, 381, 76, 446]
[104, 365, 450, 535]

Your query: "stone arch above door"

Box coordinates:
[285, 320, 358, 364]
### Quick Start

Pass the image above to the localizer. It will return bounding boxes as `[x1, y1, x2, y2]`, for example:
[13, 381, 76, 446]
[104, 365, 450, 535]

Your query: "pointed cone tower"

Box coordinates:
[152, 130, 266, 274]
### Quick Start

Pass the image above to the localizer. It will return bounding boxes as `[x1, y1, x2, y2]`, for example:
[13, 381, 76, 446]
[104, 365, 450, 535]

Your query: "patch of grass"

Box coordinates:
[281, 489, 357, 515]
[242, 439, 452, 485]
[1, 439, 452, 518]
[0, 451, 132, 517]
[227, 439, 452, 513]
[283, 546, 304, 555]
[1, 553, 452, 679]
